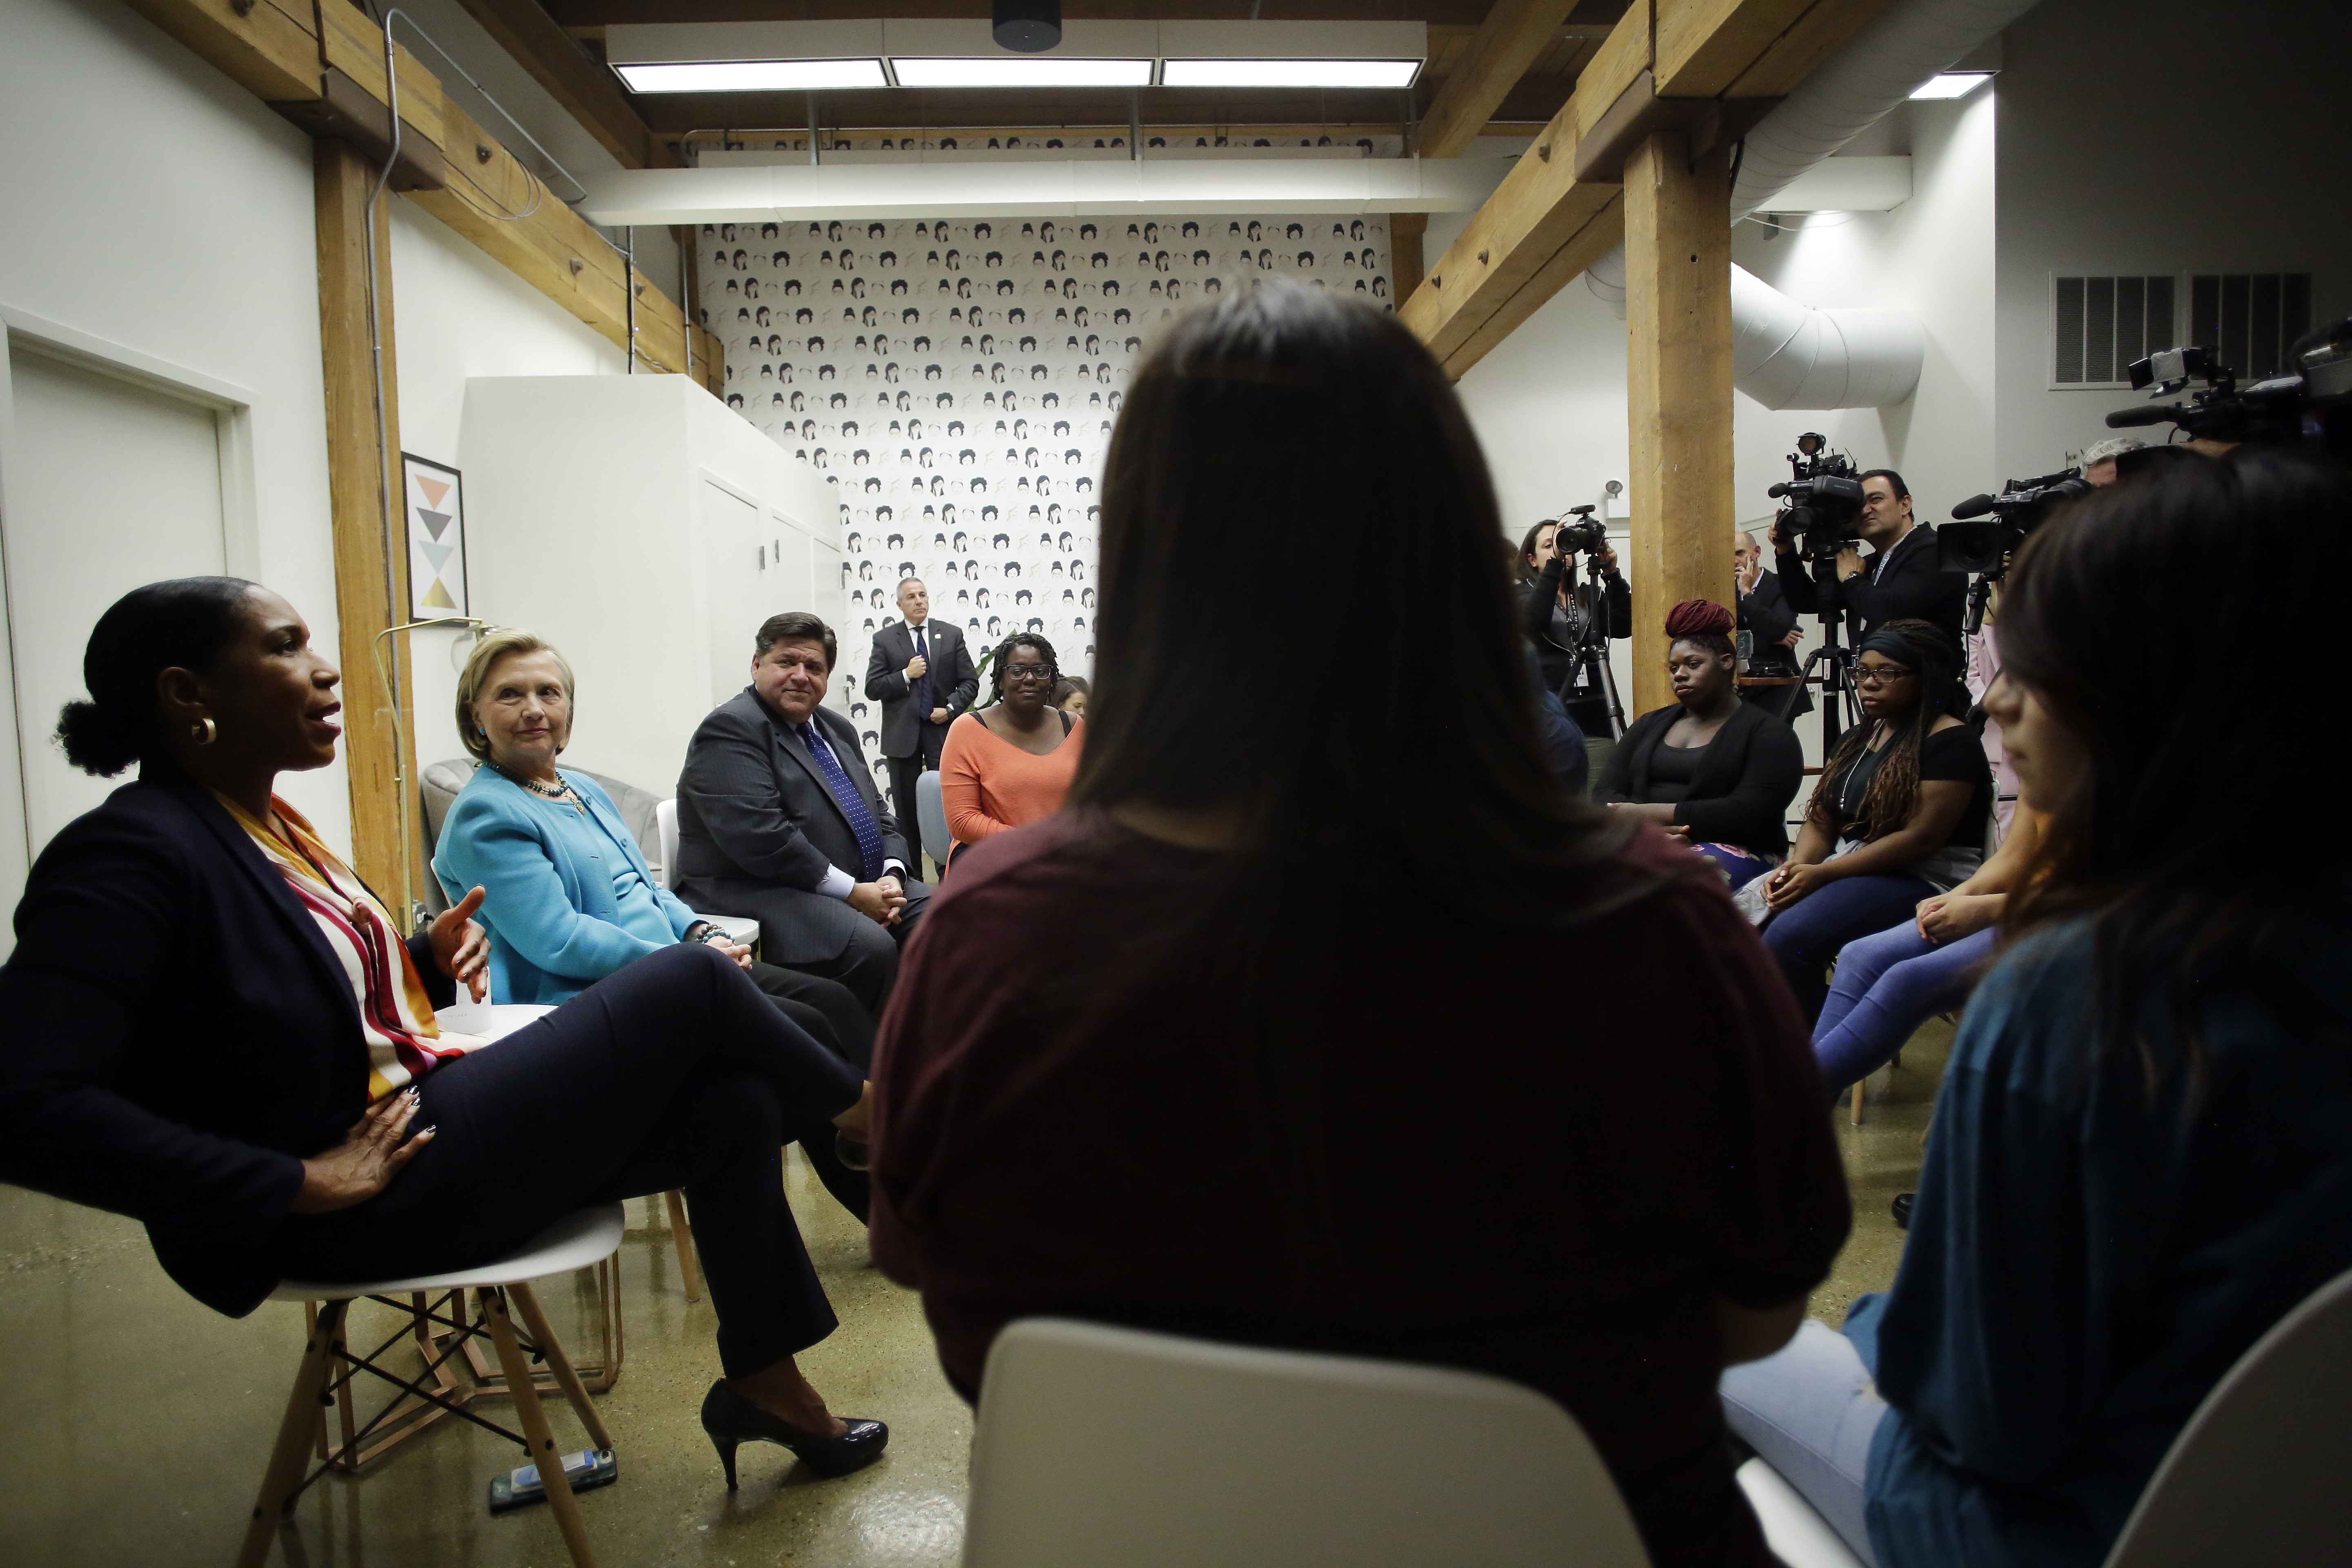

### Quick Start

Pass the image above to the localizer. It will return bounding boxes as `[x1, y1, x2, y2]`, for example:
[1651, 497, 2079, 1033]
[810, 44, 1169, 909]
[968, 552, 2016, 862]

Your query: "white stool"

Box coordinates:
[238, 1204, 624, 1568]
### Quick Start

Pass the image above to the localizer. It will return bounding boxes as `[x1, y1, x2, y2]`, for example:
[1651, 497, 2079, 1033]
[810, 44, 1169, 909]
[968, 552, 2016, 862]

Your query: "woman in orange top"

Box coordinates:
[938, 633, 1084, 861]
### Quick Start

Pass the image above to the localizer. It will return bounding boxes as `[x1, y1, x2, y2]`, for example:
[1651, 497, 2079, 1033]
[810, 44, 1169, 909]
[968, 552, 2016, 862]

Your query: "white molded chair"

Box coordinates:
[243, 1205, 625, 1568]
[1739, 1263, 2352, 1568]
[963, 1318, 1652, 1568]
[653, 797, 760, 947]
[914, 768, 952, 870]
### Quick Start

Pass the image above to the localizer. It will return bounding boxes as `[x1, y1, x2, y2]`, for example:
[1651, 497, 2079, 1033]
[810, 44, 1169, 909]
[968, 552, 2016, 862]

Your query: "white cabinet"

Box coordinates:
[459, 374, 844, 797]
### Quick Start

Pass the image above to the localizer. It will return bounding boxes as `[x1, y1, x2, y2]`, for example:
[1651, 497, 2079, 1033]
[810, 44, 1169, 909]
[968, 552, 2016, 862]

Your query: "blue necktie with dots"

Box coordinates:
[797, 722, 886, 881]
[911, 624, 934, 719]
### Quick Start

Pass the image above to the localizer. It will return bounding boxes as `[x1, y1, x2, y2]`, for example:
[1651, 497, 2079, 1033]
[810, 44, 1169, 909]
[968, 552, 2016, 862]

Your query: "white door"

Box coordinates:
[697, 476, 762, 708]
[3, 346, 228, 880]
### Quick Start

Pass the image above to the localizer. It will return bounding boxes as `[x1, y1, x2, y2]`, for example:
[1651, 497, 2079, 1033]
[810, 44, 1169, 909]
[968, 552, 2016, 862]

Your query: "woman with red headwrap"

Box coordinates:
[1594, 599, 1804, 889]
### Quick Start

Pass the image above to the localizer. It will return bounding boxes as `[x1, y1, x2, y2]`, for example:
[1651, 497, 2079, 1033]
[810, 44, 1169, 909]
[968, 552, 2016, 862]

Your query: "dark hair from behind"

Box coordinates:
[1077, 278, 1618, 920]
[57, 577, 258, 777]
[1860, 467, 1909, 500]
[1804, 616, 1966, 842]
[985, 631, 1059, 704]
[754, 610, 837, 671]
[2000, 449, 2352, 1094]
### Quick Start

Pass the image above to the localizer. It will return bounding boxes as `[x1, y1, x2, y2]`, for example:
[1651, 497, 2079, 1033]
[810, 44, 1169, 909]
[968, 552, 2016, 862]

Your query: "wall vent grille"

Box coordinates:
[2190, 273, 2313, 380]
[2051, 274, 2176, 388]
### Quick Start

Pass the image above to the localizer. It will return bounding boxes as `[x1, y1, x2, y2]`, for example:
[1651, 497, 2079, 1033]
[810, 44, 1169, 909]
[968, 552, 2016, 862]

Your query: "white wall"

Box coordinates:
[0, 0, 344, 867]
[388, 199, 628, 773]
[1993, 0, 2352, 478]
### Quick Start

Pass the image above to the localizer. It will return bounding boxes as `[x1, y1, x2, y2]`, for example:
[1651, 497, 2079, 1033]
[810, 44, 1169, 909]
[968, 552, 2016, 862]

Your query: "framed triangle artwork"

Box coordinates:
[401, 452, 468, 619]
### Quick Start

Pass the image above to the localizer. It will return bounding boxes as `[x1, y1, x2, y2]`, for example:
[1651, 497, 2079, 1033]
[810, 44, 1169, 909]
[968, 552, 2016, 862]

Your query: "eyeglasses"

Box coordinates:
[1853, 664, 1917, 686]
[1001, 666, 1056, 684]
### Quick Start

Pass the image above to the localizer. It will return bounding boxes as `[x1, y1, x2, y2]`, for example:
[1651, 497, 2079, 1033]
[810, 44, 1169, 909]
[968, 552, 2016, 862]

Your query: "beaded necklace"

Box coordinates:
[491, 760, 586, 813]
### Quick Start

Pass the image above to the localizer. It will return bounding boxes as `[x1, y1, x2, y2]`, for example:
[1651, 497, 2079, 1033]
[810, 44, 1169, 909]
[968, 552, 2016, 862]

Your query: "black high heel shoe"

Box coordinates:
[700, 1379, 888, 1488]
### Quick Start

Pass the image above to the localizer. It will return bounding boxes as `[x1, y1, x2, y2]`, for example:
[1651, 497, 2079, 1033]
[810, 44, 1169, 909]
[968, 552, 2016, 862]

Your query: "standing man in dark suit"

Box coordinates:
[677, 611, 931, 1018]
[1776, 468, 1964, 648]
[862, 578, 978, 838]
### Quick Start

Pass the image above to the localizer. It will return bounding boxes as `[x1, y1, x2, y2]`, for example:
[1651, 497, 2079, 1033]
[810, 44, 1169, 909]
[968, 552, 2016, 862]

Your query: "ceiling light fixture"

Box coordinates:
[1907, 70, 1993, 99]
[890, 56, 1154, 88]
[612, 58, 887, 93]
[1160, 58, 1421, 89]
[992, 0, 1062, 53]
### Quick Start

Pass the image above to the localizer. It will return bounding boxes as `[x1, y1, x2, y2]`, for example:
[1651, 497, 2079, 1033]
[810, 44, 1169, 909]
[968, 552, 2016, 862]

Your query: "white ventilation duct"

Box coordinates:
[1579, 0, 2043, 408]
[1584, 247, 1924, 409]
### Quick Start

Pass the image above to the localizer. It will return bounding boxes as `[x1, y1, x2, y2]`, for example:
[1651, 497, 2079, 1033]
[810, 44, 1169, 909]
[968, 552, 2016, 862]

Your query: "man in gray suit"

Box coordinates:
[862, 578, 979, 833]
[676, 611, 930, 1017]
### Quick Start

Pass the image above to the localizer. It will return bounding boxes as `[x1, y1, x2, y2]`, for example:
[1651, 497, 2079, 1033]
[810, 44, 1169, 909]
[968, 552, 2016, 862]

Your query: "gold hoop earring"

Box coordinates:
[192, 717, 217, 746]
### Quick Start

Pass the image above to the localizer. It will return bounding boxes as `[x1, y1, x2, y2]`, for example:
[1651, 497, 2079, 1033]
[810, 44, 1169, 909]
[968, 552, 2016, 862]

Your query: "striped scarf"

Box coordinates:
[218, 793, 463, 1104]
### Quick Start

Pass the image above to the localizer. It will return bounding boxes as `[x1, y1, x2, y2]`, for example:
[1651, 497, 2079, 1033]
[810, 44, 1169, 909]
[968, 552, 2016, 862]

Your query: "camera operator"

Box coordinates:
[1516, 518, 1630, 737]
[2077, 435, 2145, 486]
[1735, 530, 1808, 723]
[1776, 469, 1964, 647]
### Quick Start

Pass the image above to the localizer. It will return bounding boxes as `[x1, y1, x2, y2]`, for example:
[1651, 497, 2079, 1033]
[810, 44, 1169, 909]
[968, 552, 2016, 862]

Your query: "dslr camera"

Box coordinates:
[2105, 319, 2352, 456]
[1552, 503, 1609, 555]
[1939, 471, 2092, 575]
[1767, 432, 1865, 563]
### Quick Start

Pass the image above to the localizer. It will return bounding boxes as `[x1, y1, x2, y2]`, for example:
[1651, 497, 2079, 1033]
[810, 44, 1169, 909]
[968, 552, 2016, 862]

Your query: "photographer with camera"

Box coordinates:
[1777, 469, 1965, 648]
[1517, 514, 1630, 738]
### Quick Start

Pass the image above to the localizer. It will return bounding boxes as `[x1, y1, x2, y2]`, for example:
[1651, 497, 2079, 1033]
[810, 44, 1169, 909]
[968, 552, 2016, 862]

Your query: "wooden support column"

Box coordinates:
[1388, 213, 1428, 309]
[1623, 129, 1734, 717]
[314, 138, 420, 911]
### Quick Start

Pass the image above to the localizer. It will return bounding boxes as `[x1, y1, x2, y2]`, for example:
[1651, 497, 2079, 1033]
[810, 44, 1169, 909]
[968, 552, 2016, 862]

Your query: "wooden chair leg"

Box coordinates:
[664, 1189, 704, 1303]
[510, 1281, 614, 1452]
[237, 1298, 347, 1568]
[481, 1287, 600, 1568]
[1849, 1078, 1865, 1127]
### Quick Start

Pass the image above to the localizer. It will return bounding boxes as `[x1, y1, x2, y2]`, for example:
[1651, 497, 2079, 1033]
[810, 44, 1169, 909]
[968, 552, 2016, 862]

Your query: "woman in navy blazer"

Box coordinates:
[0, 580, 891, 1487]
[434, 630, 872, 1215]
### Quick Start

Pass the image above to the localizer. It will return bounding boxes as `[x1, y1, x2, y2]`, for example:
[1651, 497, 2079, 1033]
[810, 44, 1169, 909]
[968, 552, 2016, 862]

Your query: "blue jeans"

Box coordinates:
[1813, 924, 1996, 1091]
[1721, 1321, 1889, 1567]
[1762, 873, 1936, 1022]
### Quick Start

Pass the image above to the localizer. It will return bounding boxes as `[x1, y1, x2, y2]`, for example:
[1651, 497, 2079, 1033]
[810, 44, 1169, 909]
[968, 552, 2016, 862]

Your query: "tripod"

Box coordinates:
[1557, 558, 1626, 741]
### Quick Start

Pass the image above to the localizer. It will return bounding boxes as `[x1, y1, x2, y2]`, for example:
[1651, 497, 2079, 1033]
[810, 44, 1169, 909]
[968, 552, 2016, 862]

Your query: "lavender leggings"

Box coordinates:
[1813, 922, 1996, 1091]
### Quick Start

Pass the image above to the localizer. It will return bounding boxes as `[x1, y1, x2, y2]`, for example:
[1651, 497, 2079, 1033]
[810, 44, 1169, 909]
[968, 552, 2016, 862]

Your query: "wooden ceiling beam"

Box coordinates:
[112, 0, 720, 389]
[1415, 0, 1583, 159]
[1399, 0, 1883, 377]
[445, 0, 682, 168]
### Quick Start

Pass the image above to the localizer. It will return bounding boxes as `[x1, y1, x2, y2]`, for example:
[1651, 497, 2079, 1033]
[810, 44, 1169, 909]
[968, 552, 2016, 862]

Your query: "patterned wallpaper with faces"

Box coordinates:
[700, 198, 1397, 775]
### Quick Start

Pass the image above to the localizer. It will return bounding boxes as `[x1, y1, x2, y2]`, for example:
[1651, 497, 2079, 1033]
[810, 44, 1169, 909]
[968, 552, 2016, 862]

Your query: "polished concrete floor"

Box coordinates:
[0, 1024, 1949, 1568]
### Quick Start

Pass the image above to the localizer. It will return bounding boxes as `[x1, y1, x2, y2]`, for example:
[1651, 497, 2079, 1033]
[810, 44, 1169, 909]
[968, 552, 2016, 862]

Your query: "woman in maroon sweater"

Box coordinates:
[869, 281, 1850, 1568]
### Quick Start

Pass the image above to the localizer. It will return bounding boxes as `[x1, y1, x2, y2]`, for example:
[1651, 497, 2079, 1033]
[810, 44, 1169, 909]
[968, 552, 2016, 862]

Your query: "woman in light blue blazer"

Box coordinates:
[434, 629, 873, 1217]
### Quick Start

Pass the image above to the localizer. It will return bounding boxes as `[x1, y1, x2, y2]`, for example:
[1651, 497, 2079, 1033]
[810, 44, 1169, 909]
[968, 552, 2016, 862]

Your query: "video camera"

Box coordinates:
[2105, 319, 2352, 455]
[1766, 432, 1865, 562]
[1552, 503, 1609, 556]
[1938, 470, 2092, 575]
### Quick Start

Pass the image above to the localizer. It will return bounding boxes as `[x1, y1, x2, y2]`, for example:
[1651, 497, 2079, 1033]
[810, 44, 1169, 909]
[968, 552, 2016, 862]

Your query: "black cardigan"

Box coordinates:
[0, 767, 454, 1316]
[1592, 702, 1805, 859]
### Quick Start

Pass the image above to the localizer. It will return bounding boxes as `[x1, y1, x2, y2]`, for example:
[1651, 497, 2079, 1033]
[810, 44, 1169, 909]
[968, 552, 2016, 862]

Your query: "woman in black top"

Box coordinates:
[1758, 617, 1991, 1020]
[1595, 599, 1802, 889]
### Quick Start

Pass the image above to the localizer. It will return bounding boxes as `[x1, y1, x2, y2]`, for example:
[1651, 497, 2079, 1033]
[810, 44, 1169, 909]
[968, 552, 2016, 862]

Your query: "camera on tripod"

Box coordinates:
[1938, 471, 2092, 576]
[1766, 432, 1866, 562]
[1552, 504, 1609, 555]
[2104, 319, 2352, 456]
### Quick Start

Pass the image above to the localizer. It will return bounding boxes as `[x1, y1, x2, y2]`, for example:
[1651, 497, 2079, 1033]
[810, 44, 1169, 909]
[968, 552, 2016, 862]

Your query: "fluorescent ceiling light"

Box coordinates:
[1161, 58, 1421, 89]
[889, 56, 1154, 87]
[1908, 70, 1992, 99]
[615, 58, 887, 93]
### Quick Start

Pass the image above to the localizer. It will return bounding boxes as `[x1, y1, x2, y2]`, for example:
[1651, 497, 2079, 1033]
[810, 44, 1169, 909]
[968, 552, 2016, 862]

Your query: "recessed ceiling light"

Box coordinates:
[614, 59, 889, 93]
[1160, 58, 1421, 89]
[889, 56, 1154, 88]
[1908, 71, 1993, 100]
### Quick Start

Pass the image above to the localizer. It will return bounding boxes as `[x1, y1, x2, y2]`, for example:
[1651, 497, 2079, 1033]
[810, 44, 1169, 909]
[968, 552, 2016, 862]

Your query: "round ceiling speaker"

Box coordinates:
[992, 0, 1062, 53]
